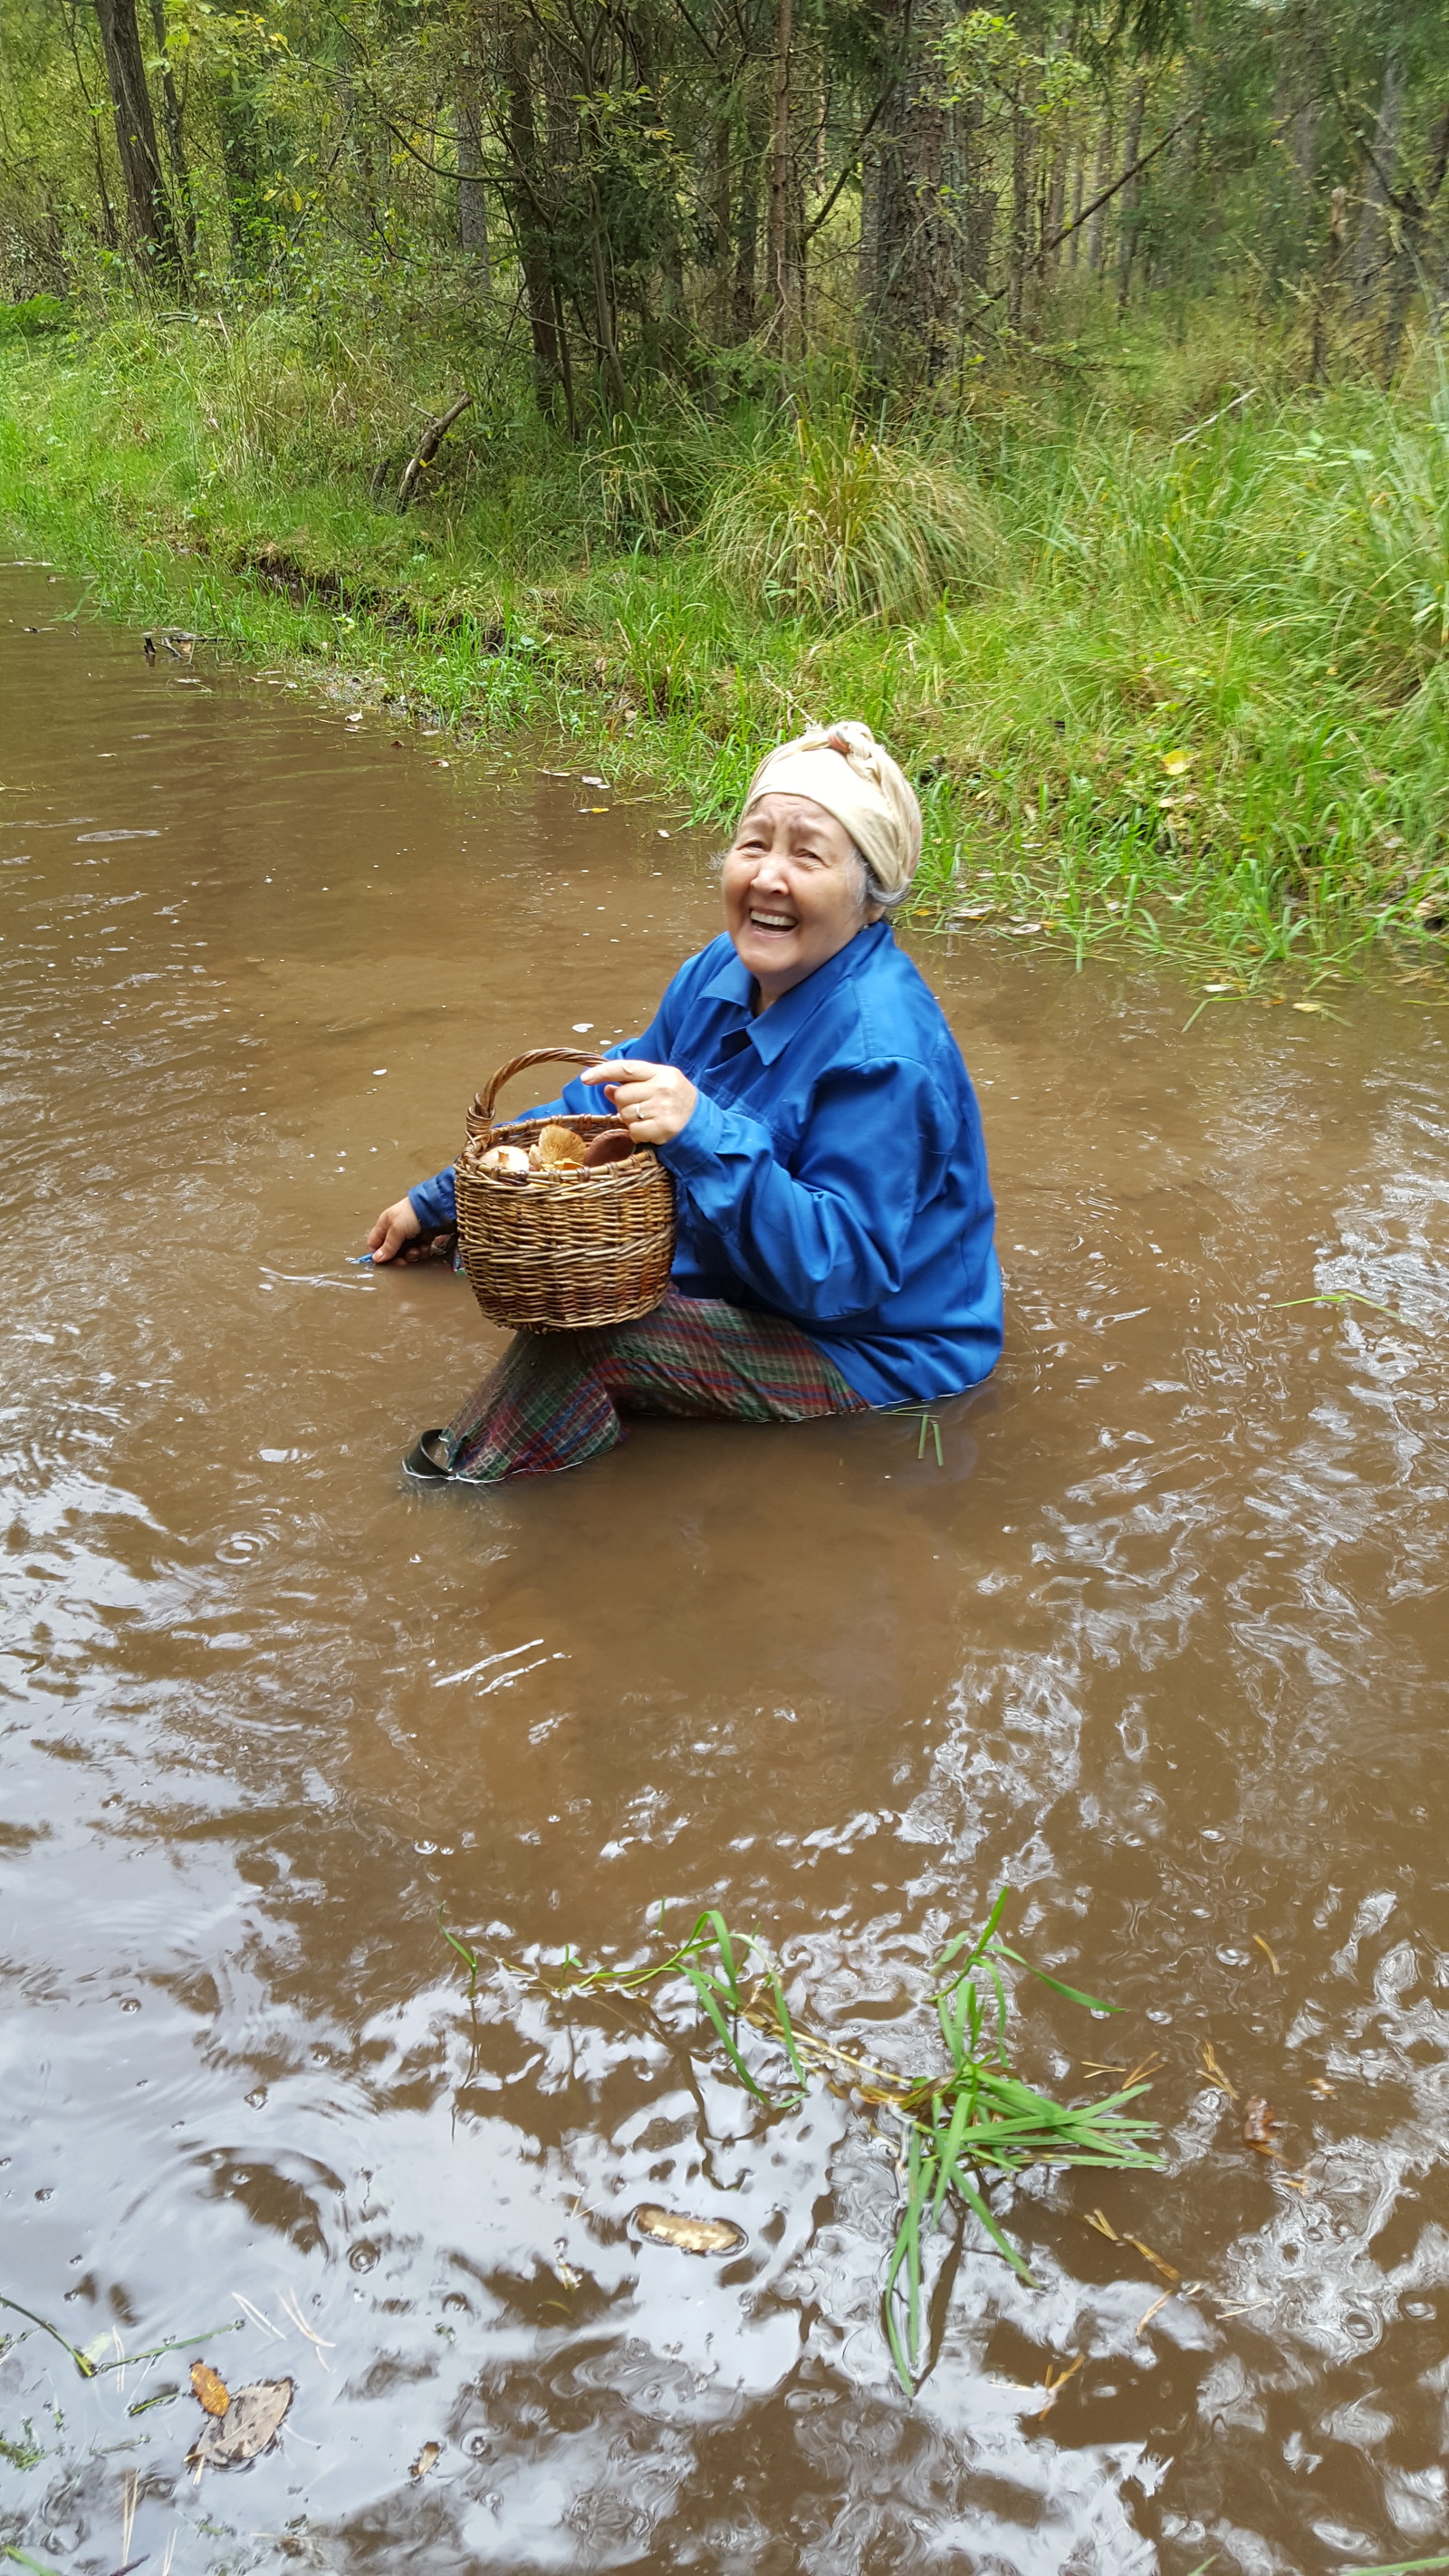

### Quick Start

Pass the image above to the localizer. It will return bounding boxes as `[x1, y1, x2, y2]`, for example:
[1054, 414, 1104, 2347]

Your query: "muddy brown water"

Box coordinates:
[2, 562, 1448, 2576]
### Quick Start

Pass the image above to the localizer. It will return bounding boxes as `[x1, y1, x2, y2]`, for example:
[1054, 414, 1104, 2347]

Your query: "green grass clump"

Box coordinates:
[0, 295, 69, 340]
[699, 416, 1001, 622]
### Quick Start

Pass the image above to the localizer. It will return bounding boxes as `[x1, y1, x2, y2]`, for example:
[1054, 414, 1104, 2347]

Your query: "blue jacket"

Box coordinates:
[408, 924, 1002, 1407]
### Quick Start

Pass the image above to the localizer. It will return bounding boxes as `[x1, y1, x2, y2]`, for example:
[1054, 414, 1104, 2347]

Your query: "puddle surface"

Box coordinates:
[3, 568, 1449, 2573]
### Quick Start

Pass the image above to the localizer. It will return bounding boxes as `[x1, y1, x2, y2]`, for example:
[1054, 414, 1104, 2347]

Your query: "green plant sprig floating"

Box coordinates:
[444, 1891, 1161, 2394]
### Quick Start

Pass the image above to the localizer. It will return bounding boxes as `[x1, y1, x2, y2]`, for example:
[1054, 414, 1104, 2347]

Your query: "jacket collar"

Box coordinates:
[700, 923, 891, 1065]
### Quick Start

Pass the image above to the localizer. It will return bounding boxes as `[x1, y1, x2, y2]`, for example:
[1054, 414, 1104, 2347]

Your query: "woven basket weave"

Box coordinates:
[455, 1048, 676, 1332]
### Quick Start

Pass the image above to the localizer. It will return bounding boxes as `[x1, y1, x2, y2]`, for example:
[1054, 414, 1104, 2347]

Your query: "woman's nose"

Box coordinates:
[753, 848, 791, 889]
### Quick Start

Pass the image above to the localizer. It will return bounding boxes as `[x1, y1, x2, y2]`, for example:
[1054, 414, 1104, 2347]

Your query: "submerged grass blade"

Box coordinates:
[993, 1942, 1120, 2013]
[1341, 2560, 1449, 2574]
[437, 1902, 481, 1996]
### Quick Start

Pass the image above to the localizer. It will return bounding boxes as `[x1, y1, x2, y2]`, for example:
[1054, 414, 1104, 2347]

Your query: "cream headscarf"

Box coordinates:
[741, 722, 922, 903]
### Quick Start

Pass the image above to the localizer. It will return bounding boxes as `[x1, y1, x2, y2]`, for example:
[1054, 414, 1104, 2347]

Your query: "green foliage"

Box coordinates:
[699, 418, 1003, 623]
[5, 312, 1449, 974]
[874, 1893, 1157, 2390]
[0, 2419, 43, 2470]
[0, 297, 68, 338]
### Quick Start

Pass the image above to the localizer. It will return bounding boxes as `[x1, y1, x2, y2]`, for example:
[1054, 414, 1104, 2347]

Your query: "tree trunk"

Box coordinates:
[868, 0, 955, 378]
[93, 0, 182, 283]
[1087, 109, 1112, 270]
[711, 106, 733, 336]
[1380, 102, 1449, 379]
[1068, 135, 1086, 266]
[1115, 74, 1147, 312]
[1310, 181, 1348, 382]
[1043, 136, 1067, 275]
[503, 30, 566, 421]
[1351, 50, 1405, 318]
[456, 80, 490, 290]
[1006, 92, 1032, 329]
[766, 0, 794, 340]
[146, 0, 195, 267]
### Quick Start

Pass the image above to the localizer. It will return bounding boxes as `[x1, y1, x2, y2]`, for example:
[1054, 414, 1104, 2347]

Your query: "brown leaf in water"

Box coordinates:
[189, 2360, 231, 2417]
[1252, 1934, 1282, 1975]
[1242, 2097, 1282, 2153]
[1084, 2207, 1119, 2244]
[632, 2205, 747, 2257]
[187, 2376, 294, 2467]
[409, 2441, 440, 2479]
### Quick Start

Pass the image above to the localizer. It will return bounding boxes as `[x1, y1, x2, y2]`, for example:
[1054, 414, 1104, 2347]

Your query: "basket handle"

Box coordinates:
[471, 1047, 606, 1130]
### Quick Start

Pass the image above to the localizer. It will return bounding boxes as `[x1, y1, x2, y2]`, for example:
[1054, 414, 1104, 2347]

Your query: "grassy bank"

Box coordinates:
[3, 304, 1448, 977]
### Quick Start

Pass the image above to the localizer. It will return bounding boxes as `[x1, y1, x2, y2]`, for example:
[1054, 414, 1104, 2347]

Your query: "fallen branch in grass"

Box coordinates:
[396, 395, 474, 513]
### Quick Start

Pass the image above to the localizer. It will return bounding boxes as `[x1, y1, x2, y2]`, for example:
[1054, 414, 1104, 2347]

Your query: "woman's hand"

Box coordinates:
[581, 1058, 697, 1146]
[368, 1196, 424, 1263]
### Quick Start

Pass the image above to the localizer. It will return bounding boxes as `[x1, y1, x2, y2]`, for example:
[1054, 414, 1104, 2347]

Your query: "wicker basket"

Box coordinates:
[454, 1048, 676, 1332]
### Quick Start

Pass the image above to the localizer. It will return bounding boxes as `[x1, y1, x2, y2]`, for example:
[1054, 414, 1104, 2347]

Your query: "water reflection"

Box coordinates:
[2, 565, 1448, 2572]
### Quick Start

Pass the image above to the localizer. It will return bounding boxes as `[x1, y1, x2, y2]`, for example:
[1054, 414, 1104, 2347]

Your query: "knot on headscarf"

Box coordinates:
[741, 721, 922, 899]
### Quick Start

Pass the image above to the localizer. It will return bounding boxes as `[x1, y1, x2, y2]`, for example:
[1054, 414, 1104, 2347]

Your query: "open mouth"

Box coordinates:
[748, 908, 798, 936]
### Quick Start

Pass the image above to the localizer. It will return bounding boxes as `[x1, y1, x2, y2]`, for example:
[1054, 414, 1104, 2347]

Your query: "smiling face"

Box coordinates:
[723, 793, 878, 1007]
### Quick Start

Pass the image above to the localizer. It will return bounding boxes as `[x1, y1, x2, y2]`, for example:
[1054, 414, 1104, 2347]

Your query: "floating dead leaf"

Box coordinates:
[188, 2376, 293, 2467]
[1310, 2077, 1336, 2097]
[1252, 1933, 1282, 1975]
[1291, 1000, 1326, 1014]
[1242, 2097, 1282, 2154]
[1084, 2206, 1119, 2243]
[631, 2205, 747, 2258]
[189, 2360, 231, 2417]
[409, 2441, 440, 2479]
[581, 774, 609, 789]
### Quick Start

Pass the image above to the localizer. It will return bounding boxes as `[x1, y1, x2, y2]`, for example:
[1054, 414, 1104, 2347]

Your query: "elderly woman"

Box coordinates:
[367, 723, 1001, 1482]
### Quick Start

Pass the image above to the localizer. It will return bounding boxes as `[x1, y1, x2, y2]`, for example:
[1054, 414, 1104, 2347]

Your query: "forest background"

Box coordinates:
[2, 0, 1449, 971]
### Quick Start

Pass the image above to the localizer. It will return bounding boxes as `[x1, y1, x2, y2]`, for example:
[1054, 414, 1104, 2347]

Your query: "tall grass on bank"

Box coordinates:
[3, 305, 1448, 974]
[700, 416, 1001, 621]
[457, 1893, 1160, 2394]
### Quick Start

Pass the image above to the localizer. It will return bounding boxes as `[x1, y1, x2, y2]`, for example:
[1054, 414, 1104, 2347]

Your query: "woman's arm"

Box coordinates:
[660, 1057, 951, 1322]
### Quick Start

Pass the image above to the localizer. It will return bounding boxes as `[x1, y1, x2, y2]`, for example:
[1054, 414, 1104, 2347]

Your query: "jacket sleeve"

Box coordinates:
[660, 1054, 950, 1322]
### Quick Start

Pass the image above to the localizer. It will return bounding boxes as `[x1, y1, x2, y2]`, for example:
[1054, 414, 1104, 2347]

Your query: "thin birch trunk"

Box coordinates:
[766, 0, 794, 339]
[1351, 51, 1405, 317]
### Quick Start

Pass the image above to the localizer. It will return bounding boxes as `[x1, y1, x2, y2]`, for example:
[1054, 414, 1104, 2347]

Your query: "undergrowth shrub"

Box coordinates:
[699, 417, 1001, 621]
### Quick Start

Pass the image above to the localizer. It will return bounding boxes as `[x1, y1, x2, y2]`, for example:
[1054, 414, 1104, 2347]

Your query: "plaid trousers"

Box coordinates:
[439, 1289, 868, 1483]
